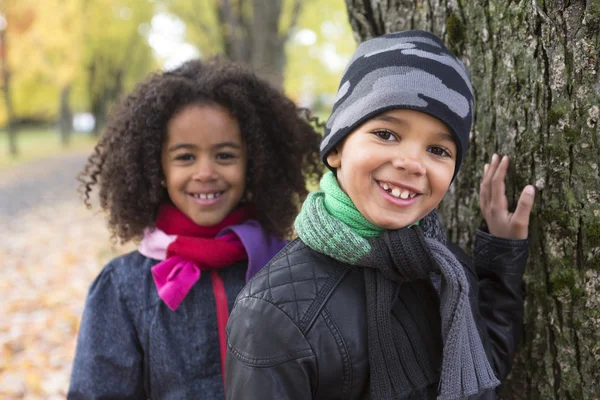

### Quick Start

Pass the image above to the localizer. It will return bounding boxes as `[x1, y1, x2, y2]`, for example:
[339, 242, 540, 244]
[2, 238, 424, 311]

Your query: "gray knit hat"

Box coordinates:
[321, 30, 474, 178]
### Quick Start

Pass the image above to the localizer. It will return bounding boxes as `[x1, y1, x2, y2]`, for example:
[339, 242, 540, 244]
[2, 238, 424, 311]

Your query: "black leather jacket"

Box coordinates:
[226, 230, 529, 399]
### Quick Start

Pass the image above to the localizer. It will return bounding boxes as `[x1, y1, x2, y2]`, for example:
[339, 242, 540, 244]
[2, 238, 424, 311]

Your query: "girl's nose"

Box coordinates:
[392, 153, 426, 176]
[192, 158, 217, 181]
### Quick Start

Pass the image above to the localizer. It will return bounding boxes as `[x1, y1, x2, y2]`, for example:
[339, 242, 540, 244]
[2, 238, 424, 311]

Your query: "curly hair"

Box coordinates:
[78, 58, 323, 243]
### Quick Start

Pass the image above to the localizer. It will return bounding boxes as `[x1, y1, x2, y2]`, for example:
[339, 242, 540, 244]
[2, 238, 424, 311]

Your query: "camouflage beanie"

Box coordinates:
[321, 30, 475, 178]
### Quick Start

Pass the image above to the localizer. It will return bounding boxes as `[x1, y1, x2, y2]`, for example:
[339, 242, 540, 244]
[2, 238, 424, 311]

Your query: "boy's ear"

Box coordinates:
[326, 147, 342, 169]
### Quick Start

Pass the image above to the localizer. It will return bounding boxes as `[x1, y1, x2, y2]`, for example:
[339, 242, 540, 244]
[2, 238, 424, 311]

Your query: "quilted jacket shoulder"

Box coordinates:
[233, 238, 348, 332]
[226, 233, 529, 400]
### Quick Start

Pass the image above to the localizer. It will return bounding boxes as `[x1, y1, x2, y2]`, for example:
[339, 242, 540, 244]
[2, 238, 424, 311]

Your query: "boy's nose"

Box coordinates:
[392, 155, 426, 176]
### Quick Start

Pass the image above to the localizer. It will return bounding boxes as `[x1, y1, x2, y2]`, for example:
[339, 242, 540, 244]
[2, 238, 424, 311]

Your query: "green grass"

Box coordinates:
[0, 128, 98, 169]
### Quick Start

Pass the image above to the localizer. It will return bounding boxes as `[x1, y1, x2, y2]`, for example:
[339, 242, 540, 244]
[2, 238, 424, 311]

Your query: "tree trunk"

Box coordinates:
[345, 1, 600, 399]
[59, 85, 72, 147]
[88, 57, 125, 136]
[215, 0, 302, 89]
[1, 28, 18, 156]
[249, 0, 286, 89]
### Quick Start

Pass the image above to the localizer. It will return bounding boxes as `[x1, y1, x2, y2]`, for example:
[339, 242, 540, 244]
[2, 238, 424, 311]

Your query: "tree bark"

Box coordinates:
[345, 1, 600, 398]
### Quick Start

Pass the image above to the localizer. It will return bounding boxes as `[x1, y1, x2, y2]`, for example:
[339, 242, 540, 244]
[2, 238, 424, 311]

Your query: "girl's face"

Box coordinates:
[161, 104, 247, 226]
[327, 109, 456, 230]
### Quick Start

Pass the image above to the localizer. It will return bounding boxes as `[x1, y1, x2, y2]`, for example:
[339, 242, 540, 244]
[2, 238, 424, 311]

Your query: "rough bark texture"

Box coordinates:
[346, 1, 600, 398]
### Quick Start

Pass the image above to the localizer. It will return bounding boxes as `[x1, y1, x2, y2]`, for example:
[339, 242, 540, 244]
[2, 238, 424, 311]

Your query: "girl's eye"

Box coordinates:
[216, 153, 236, 161]
[373, 130, 396, 141]
[175, 153, 195, 161]
[428, 146, 452, 158]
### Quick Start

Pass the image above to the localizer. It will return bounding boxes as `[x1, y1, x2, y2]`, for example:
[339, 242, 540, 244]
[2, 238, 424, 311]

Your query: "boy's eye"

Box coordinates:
[373, 130, 396, 141]
[428, 146, 452, 158]
[175, 153, 195, 161]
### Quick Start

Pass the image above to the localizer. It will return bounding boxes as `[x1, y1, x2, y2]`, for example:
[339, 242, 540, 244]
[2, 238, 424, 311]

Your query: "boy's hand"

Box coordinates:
[479, 154, 535, 240]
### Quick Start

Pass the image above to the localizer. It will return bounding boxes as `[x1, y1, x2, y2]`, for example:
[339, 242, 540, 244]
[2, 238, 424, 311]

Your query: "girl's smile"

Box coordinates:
[187, 190, 225, 205]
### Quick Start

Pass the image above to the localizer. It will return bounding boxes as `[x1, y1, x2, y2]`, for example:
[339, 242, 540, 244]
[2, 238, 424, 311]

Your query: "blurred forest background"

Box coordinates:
[0, 0, 355, 163]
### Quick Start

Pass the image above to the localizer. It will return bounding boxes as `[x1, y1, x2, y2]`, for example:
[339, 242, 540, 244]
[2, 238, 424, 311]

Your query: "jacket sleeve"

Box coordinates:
[226, 296, 316, 400]
[68, 265, 146, 399]
[473, 229, 529, 381]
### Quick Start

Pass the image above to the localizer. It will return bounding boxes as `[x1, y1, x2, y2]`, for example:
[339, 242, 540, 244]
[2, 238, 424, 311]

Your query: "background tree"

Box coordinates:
[0, 0, 37, 156]
[80, 0, 155, 135]
[0, 12, 15, 155]
[0, 0, 84, 149]
[165, 0, 306, 89]
[164, 0, 355, 107]
[0, 0, 155, 149]
[28, 0, 83, 146]
[345, 1, 600, 398]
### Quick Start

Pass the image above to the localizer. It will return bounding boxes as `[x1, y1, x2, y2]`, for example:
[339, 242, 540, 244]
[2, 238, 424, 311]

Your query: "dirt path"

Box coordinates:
[0, 154, 133, 399]
[0, 153, 90, 220]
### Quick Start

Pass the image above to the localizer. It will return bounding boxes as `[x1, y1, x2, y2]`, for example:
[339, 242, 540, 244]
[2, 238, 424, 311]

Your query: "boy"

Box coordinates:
[225, 30, 534, 400]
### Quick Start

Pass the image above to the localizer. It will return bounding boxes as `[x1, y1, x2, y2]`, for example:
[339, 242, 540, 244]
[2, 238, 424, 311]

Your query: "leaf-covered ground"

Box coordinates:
[0, 154, 134, 399]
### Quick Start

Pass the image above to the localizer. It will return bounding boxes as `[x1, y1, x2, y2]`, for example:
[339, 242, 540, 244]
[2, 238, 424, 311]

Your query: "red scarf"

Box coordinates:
[151, 203, 252, 386]
[155, 202, 251, 266]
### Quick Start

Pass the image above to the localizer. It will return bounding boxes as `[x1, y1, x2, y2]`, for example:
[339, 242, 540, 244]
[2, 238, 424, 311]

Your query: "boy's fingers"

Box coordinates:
[492, 155, 509, 184]
[485, 154, 500, 183]
[490, 155, 509, 212]
[511, 186, 535, 237]
[480, 163, 491, 210]
[481, 155, 499, 210]
[479, 186, 487, 212]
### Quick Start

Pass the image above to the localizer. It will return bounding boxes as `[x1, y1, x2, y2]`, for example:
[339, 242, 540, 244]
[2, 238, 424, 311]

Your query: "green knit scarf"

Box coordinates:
[321, 171, 384, 237]
[295, 172, 421, 263]
[295, 172, 378, 265]
[294, 171, 500, 400]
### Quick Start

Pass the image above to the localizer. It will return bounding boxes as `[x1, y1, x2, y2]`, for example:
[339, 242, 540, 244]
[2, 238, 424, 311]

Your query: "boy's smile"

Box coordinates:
[377, 179, 421, 200]
[161, 104, 247, 226]
[326, 109, 456, 230]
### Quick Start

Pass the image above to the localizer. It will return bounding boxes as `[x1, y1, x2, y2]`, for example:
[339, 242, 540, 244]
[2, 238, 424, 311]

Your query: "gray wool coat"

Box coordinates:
[68, 251, 247, 400]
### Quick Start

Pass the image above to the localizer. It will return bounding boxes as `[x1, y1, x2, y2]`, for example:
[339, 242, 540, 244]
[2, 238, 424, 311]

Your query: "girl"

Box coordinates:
[226, 31, 535, 399]
[68, 58, 322, 399]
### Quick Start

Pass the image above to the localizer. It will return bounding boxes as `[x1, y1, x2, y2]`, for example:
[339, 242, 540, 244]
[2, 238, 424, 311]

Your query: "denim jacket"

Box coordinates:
[68, 251, 247, 399]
